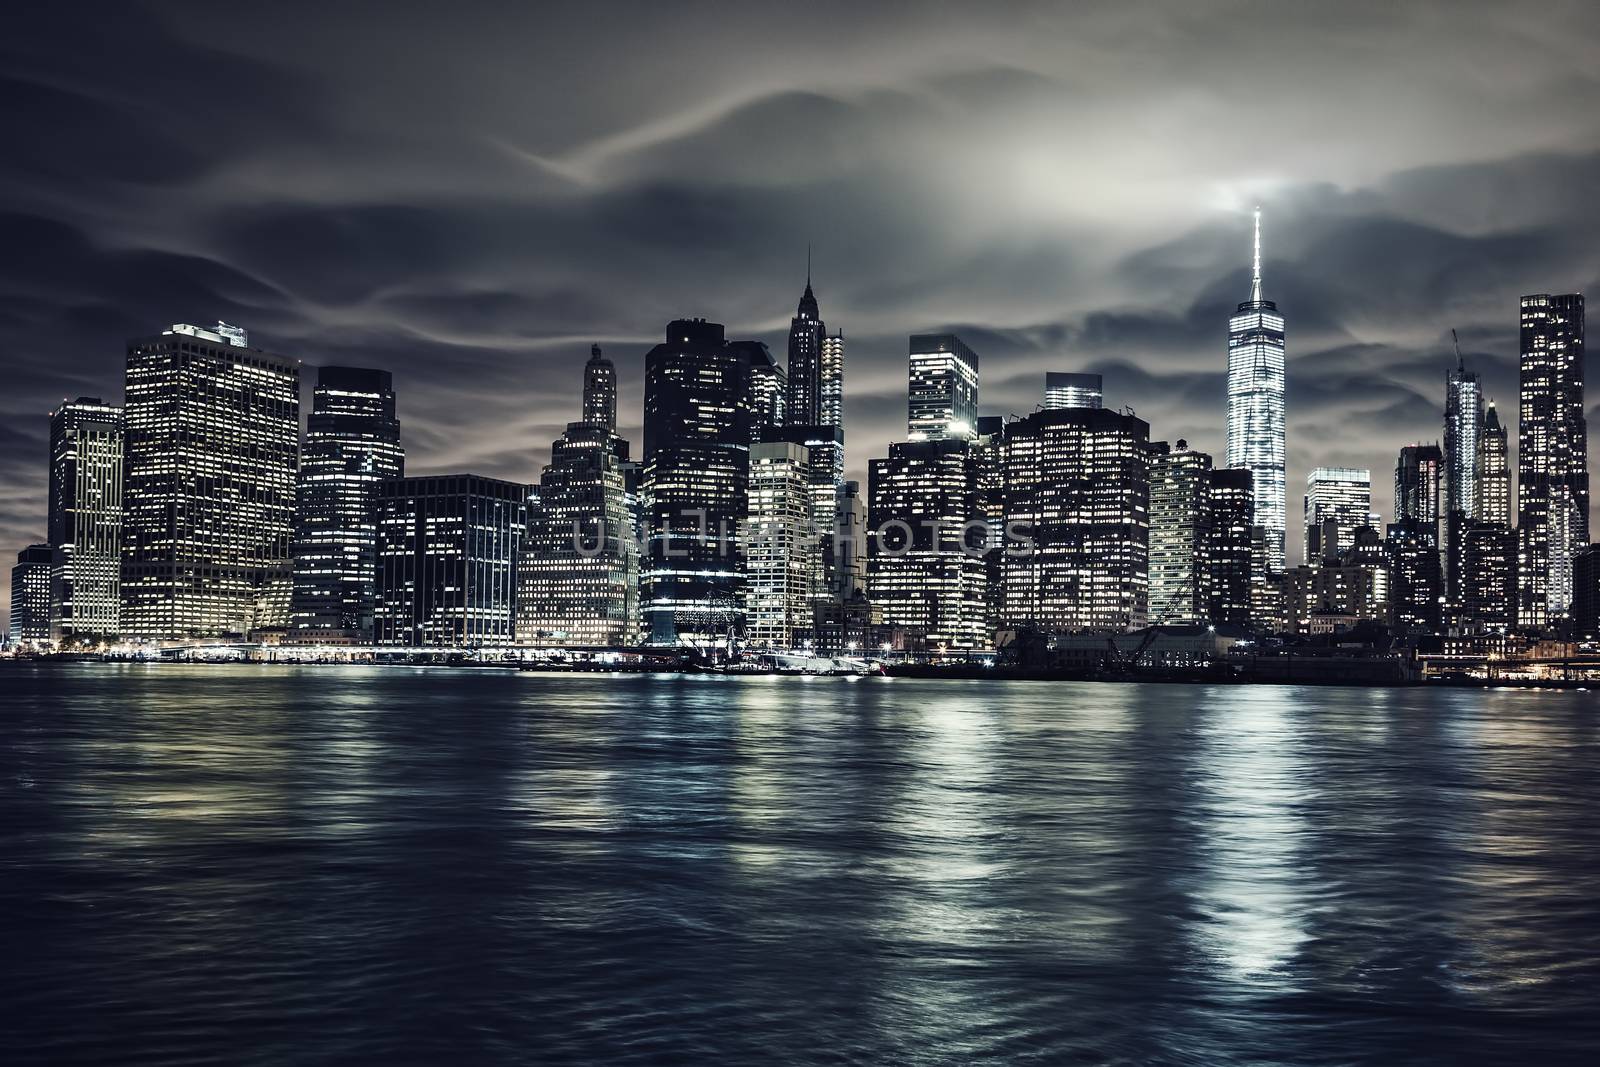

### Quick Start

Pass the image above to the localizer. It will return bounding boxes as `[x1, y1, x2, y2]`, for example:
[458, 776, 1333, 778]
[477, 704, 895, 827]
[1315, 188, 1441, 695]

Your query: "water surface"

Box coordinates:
[3, 664, 1597, 1064]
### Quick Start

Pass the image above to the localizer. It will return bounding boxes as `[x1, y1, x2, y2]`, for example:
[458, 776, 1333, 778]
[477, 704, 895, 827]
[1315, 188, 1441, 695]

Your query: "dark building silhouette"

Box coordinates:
[1573, 544, 1600, 639]
[641, 319, 752, 647]
[288, 366, 403, 644]
[1388, 444, 1445, 633]
[375, 475, 525, 646]
[10, 544, 53, 646]
[1206, 468, 1255, 627]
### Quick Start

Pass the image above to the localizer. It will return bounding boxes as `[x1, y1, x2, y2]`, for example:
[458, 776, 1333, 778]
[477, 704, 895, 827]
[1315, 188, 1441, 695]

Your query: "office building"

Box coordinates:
[1389, 444, 1445, 632]
[1303, 467, 1375, 564]
[641, 319, 751, 647]
[735, 340, 786, 440]
[582, 343, 617, 431]
[1517, 293, 1589, 628]
[121, 322, 300, 640]
[1149, 440, 1212, 624]
[1044, 372, 1103, 411]
[287, 367, 403, 644]
[1225, 209, 1287, 574]
[820, 332, 845, 431]
[1478, 402, 1510, 525]
[785, 276, 828, 428]
[10, 544, 53, 647]
[375, 475, 526, 646]
[1574, 544, 1600, 640]
[908, 334, 979, 440]
[1206, 468, 1254, 627]
[1444, 348, 1483, 615]
[48, 397, 123, 646]
[868, 438, 988, 650]
[1460, 520, 1516, 633]
[518, 426, 639, 648]
[746, 440, 819, 648]
[1002, 406, 1150, 634]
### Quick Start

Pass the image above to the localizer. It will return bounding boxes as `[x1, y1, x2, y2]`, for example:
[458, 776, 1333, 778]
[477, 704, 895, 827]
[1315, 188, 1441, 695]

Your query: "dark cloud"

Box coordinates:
[3, 0, 1599, 612]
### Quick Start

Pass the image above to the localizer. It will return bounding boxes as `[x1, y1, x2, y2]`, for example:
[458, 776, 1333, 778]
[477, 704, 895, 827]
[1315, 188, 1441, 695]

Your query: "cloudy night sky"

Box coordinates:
[3, 0, 1598, 610]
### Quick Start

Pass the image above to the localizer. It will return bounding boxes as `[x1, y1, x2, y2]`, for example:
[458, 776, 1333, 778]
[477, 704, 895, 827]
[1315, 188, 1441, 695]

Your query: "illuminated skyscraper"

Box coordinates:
[908, 334, 979, 440]
[375, 475, 525, 646]
[1303, 467, 1375, 563]
[1444, 343, 1483, 617]
[641, 319, 751, 647]
[1149, 440, 1212, 624]
[820, 331, 844, 430]
[121, 322, 300, 639]
[1389, 444, 1444, 633]
[583, 344, 617, 431]
[734, 340, 786, 440]
[1516, 293, 1588, 627]
[1044, 372, 1103, 410]
[48, 397, 123, 646]
[1002, 407, 1150, 633]
[746, 440, 818, 648]
[288, 367, 403, 644]
[10, 544, 52, 647]
[1478, 402, 1510, 525]
[1206, 468, 1254, 627]
[785, 276, 826, 427]
[518, 350, 639, 647]
[1225, 209, 1287, 574]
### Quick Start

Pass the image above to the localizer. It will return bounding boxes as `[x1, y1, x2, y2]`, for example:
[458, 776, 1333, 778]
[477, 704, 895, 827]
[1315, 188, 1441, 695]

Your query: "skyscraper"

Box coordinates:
[1459, 401, 1515, 632]
[1478, 402, 1510, 525]
[908, 334, 980, 440]
[1444, 344, 1483, 618]
[1225, 209, 1287, 574]
[517, 353, 639, 648]
[1389, 444, 1444, 632]
[48, 397, 123, 646]
[1149, 440, 1212, 624]
[1303, 467, 1375, 563]
[121, 322, 300, 640]
[1002, 407, 1151, 634]
[1206, 468, 1255, 627]
[746, 440, 818, 648]
[10, 544, 52, 647]
[583, 343, 617, 431]
[733, 340, 786, 440]
[1516, 293, 1588, 627]
[785, 276, 827, 427]
[288, 367, 404, 644]
[820, 331, 844, 430]
[375, 475, 525, 646]
[1043, 372, 1103, 410]
[641, 319, 752, 647]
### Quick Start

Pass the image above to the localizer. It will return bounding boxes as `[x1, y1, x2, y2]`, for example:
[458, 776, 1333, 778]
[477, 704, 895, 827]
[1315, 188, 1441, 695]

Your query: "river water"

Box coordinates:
[2, 663, 1597, 1064]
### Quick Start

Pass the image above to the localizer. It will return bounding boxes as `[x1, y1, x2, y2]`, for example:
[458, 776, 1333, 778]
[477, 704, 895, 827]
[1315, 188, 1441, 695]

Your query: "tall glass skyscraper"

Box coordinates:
[1149, 440, 1212, 624]
[785, 277, 827, 427]
[908, 334, 979, 440]
[288, 366, 404, 644]
[48, 397, 123, 646]
[1303, 467, 1375, 563]
[121, 322, 300, 640]
[1444, 344, 1483, 617]
[582, 344, 617, 431]
[1225, 210, 1286, 573]
[1516, 293, 1588, 627]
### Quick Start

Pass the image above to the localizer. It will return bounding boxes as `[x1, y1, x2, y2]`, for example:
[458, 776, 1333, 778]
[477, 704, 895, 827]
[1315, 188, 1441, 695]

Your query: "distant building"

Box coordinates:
[582, 343, 618, 431]
[1149, 440, 1211, 624]
[1460, 519, 1516, 633]
[121, 322, 300, 640]
[1206, 468, 1254, 627]
[1226, 210, 1287, 575]
[375, 475, 525, 646]
[735, 340, 787, 440]
[746, 440, 818, 648]
[1478, 402, 1511, 525]
[288, 367, 404, 644]
[1303, 467, 1375, 564]
[1444, 348, 1483, 617]
[641, 319, 751, 647]
[1389, 444, 1445, 633]
[48, 397, 123, 646]
[1574, 544, 1600, 640]
[1043, 372, 1103, 410]
[1002, 406, 1150, 634]
[820, 332, 845, 431]
[785, 277, 828, 428]
[907, 334, 979, 441]
[10, 544, 53, 647]
[1516, 293, 1588, 628]
[518, 353, 639, 647]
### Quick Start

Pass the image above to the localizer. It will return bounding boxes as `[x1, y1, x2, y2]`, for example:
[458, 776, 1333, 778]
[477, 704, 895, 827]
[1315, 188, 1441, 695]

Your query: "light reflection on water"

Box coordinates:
[2, 663, 1598, 1065]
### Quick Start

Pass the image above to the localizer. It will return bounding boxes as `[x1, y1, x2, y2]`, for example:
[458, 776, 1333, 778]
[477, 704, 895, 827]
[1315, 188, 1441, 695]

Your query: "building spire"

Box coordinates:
[1451, 328, 1464, 372]
[1250, 207, 1262, 304]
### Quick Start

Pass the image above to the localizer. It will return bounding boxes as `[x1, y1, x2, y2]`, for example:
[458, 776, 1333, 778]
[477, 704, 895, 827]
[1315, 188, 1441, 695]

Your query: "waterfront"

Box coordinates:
[2, 664, 1598, 1064]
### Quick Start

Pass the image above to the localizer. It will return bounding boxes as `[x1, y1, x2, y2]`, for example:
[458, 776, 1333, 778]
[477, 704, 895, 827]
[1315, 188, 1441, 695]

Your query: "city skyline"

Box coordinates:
[3, 2, 1600, 616]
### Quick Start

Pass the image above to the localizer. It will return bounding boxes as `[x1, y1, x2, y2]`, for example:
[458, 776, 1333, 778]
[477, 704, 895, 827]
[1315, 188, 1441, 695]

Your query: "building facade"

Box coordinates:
[1303, 467, 1375, 564]
[121, 322, 300, 640]
[1206, 468, 1255, 627]
[48, 397, 123, 646]
[908, 334, 979, 441]
[1044, 372, 1103, 410]
[375, 475, 525, 646]
[288, 367, 404, 644]
[1149, 440, 1212, 624]
[1225, 210, 1287, 575]
[1516, 293, 1589, 628]
[746, 441, 818, 648]
[641, 319, 752, 647]
[1002, 407, 1150, 634]
[10, 544, 53, 647]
